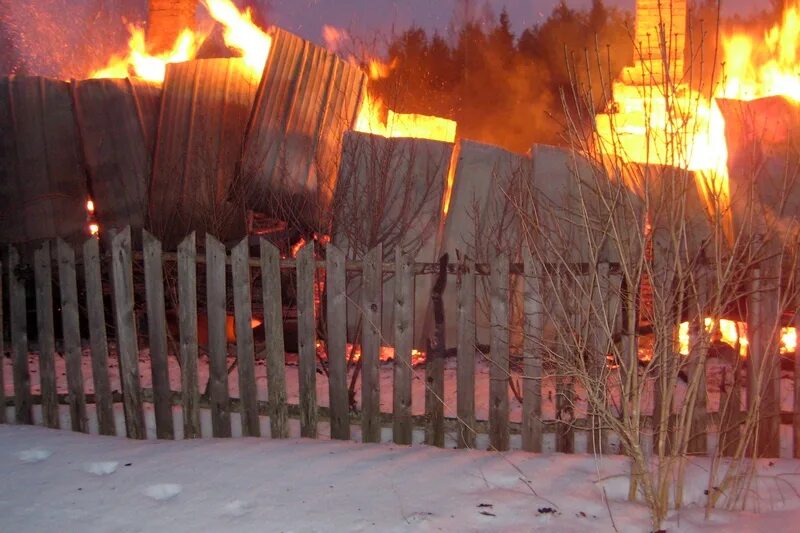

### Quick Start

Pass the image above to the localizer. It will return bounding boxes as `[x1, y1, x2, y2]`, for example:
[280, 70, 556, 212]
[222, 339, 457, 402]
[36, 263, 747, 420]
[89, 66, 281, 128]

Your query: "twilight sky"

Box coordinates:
[264, 0, 760, 45]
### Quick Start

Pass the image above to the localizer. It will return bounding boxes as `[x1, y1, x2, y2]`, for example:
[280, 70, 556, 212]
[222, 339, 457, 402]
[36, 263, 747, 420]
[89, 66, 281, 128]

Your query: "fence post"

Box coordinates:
[687, 264, 710, 455]
[326, 244, 350, 441]
[362, 244, 383, 443]
[177, 233, 201, 438]
[206, 233, 231, 438]
[489, 252, 510, 451]
[296, 243, 318, 439]
[456, 256, 476, 449]
[393, 248, 414, 445]
[111, 227, 145, 439]
[83, 236, 115, 436]
[0, 260, 5, 424]
[8, 246, 31, 424]
[34, 242, 59, 429]
[425, 255, 447, 448]
[142, 230, 174, 440]
[232, 238, 260, 437]
[522, 247, 542, 452]
[260, 239, 289, 438]
[57, 239, 88, 433]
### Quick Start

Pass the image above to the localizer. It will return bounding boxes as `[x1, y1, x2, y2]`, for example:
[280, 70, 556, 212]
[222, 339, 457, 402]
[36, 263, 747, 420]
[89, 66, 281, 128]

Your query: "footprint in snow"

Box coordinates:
[17, 448, 52, 463]
[222, 500, 252, 517]
[84, 461, 119, 476]
[143, 484, 182, 501]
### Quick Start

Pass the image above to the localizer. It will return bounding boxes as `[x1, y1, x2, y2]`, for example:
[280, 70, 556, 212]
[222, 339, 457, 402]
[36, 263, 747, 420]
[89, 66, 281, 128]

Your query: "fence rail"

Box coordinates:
[1, 228, 799, 457]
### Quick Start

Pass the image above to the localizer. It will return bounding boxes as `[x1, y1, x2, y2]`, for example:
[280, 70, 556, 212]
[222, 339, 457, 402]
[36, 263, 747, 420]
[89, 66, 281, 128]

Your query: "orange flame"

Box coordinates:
[90, 25, 202, 82]
[201, 0, 272, 76]
[678, 318, 796, 357]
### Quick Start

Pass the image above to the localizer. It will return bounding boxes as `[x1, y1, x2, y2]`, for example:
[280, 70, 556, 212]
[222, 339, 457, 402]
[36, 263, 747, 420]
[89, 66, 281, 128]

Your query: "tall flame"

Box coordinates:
[201, 0, 272, 76]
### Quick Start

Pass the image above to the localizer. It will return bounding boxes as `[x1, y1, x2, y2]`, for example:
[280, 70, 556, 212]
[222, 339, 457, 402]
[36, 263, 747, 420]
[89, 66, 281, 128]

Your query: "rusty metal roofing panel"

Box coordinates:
[332, 130, 453, 348]
[72, 78, 161, 234]
[240, 28, 367, 230]
[149, 58, 259, 248]
[0, 76, 88, 245]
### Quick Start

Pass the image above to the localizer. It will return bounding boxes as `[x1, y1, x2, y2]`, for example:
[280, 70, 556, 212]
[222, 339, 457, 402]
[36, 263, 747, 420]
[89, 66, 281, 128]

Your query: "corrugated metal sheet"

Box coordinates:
[333, 131, 453, 347]
[72, 78, 161, 235]
[718, 96, 800, 238]
[436, 140, 531, 348]
[0, 76, 88, 245]
[240, 28, 367, 230]
[149, 58, 259, 248]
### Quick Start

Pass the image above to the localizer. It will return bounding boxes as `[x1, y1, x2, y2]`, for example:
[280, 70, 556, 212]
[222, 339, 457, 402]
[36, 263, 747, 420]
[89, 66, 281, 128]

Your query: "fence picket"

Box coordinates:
[57, 239, 88, 433]
[34, 242, 59, 429]
[393, 248, 414, 445]
[260, 240, 289, 438]
[231, 238, 260, 437]
[362, 244, 382, 443]
[326, 244, 349, 441]
[455, 256, 476, 449]
[177, 233, 201, 438]
[8, 246, 32, 424]
[796, 287, 800, 457]
[142, 230, 174, 440]
[206, 233, 231, 438]
[296, 243, 318, 438]
[83, 237, 115, 435]
[521, 248, 542, 452]
[425, 254, 447, 448]
[0, 260, 5, 424]
[489, 253, 510, 451]
[687, 265, 711, 455]
[111, 228, 145, 438]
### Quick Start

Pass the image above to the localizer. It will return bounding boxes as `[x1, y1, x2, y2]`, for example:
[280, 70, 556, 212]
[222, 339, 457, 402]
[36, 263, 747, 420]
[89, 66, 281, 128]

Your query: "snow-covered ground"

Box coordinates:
[3, 424, 800, 532]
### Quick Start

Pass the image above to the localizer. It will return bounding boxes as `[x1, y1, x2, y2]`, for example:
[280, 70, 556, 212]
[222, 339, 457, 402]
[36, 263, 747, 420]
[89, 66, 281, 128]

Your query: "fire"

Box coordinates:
[90, 0, 270, 83]
[201, 0, 272, 76]
[90, 25, 202, 82]
[354, 59, 457, 143]
[678, 318, 796, 357]
[344, 343, 426, 365]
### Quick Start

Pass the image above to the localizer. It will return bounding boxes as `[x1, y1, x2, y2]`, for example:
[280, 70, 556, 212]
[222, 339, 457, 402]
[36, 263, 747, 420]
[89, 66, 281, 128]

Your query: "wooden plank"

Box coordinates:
[392, 248, 414, 445]
[111, 227, 145, 439]
[56, 239, 87, 433]
[556, 378, 575, 454]
[260, 239, 289, 438]
[231, 238, 260, 437]
[82, 237, 115, 436]
[687, 265, 710, 455]
[8, 246, 32, 424]
[521, 247, 542, 452]
[0, 260, 5, 424]
[326, 244, 349, 441]
[361, 244, 383, 443]
[142, 230, 174, 440]
[34, 242, 59, 429]
[296, 242, 318, 438]
[206, 233, 231, 438]
[796, 289, 800, 458]
[489, 253, 510, 451]
[177, 233, 201, 438]
[425, 254, 447, 448]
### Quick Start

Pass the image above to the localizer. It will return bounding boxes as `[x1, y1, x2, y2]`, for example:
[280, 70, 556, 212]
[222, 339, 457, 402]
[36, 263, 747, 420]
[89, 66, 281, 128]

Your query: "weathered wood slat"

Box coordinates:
[231, 238, 260, 437]
[489, 253, 510, 451]
[111, 227, 145, 439]
[326, 244, 349, 441]
[177, 233, 201, 438]
[8, 246, 32, 424]
[34, 242, 59, 429]
[392, 249, 414, 445]
[361, 244, 383, 443]
[425, 255, 447, 448]
[260, 240, 289, 438]
[0, 260, 5, 424]
[796, 289, 800, 458]
[687, 265, 710, 455]
[57, 239, 88, 433]
[82, 237, 115, 436]
[521, 248, 542, 452]
[456, 257, 476, 449]
[296, 243, 318, 438]
[142, 231, 174, 440]
[206, 234, 232, 438]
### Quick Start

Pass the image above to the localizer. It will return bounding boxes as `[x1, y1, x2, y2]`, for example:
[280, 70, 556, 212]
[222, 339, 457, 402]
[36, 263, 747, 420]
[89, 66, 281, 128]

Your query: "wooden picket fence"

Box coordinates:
[1, 227, 797, 457]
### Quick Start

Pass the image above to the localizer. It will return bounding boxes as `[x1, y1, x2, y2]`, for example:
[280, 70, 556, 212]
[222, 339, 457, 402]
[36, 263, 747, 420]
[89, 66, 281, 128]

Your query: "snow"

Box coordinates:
[2, 424, 800, 532]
